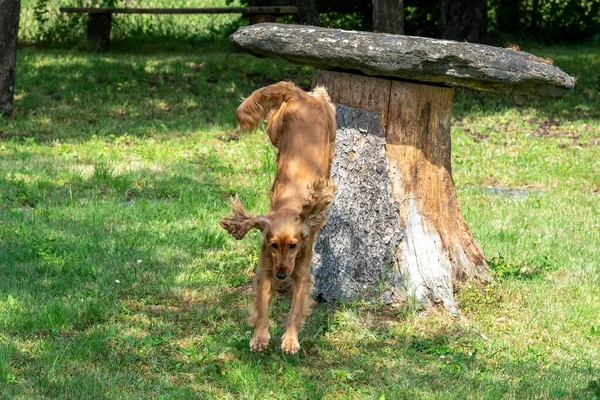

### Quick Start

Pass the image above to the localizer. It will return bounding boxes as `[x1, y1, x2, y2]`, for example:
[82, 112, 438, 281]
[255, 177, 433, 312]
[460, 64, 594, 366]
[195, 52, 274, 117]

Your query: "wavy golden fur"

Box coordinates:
[220, 81, 336, 354]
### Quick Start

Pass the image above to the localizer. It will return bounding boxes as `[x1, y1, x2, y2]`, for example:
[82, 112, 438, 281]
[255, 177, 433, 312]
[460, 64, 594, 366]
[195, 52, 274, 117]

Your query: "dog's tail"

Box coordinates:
[236, 81, 306, 132]
[308, 85, 333, 105]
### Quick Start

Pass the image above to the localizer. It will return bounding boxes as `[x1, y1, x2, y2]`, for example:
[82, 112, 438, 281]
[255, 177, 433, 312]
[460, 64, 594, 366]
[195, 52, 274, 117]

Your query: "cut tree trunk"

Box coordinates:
[229, 23, 574, 313]
[373, 0, 404, 34]
[0, 0, 21, 116]
[311, 70, 492, 312]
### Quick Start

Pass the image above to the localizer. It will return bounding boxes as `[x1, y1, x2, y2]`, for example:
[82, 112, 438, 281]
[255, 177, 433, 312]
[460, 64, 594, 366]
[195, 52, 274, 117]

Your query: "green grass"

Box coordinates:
[1, 40, 599, 399]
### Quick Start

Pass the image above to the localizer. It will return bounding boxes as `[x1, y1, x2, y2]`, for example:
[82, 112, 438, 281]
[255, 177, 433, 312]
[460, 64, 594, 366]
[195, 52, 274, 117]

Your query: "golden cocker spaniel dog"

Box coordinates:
[221, 81, 336, 354]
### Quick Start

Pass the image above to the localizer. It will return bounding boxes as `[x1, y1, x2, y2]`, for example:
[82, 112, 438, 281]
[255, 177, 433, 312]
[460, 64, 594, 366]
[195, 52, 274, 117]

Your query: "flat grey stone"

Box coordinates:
[230, 23, 574, 97]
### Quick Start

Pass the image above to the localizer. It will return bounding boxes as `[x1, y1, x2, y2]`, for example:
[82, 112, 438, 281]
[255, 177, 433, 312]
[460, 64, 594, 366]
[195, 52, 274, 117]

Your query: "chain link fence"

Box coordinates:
[19, 0, 247, 44]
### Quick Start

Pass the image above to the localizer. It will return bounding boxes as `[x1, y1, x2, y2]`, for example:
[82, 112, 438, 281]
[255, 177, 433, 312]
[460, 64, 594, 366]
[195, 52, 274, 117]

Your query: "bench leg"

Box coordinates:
[87, 13, 112, 50]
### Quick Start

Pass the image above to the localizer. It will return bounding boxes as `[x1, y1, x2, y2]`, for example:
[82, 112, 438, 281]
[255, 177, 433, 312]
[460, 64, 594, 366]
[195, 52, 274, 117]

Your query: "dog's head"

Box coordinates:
[262, 208, 305, 280]
[220, 190, 333, 280]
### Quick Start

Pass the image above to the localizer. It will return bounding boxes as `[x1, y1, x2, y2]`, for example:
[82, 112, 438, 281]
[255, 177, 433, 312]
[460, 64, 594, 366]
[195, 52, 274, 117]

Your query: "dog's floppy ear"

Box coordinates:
[301, 178, 336, 239]
[220, 195, 269, 240]
[302, 208, 331, 239]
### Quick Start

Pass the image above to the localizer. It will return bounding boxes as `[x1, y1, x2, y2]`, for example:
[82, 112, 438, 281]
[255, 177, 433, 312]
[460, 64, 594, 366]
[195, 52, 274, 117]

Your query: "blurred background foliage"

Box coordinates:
[18, 0, 600, 46]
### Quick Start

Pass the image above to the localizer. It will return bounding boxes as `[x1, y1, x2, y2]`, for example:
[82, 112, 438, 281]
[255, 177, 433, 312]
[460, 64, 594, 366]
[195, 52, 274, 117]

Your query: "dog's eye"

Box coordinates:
[270, 243, 278, 249]
[289, 243, 297, 249]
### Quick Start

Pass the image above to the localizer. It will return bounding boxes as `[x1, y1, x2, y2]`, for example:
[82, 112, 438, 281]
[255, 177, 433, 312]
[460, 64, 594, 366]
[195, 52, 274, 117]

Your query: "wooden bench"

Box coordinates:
[231, 23, 575, 312]
[59, 6, 299, 49]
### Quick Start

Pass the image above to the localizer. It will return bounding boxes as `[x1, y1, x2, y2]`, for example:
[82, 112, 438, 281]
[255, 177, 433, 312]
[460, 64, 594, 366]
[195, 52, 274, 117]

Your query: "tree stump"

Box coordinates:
[310, 71, 487, 313]
[230, 23, 574, 312]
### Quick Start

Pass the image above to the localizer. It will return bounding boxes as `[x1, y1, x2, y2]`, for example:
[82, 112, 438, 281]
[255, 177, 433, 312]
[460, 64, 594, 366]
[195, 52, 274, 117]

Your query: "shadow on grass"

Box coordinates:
[296, 305, 598, 398]
[2, 41, 312, 142]
[2, 183, 598, 397]
[4, 41, 597, 146]
[0, 145, 262, 328]
[1, 41, 599, 398]
[167, 298, 599, 399]
[0, 142, 266, 397]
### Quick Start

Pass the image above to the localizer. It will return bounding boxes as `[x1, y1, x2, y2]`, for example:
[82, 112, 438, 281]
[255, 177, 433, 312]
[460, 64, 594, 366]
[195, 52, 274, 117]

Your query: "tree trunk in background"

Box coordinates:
[530, 0, 540, 35]
[0, 0, 21, 116]
[296, 0, 320, 26]
[496, 0, 521, 37]
[373, 0, 404, 34]
[441, 0, 487, 43]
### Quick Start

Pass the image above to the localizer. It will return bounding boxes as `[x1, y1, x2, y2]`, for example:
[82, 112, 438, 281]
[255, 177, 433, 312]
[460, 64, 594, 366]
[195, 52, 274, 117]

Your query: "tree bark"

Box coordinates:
[441, 0, 487, 43]
[312, 104, 403, 304]
[0, 0, 21, 116]
[312, 69, 492, 312]
[373, 0, 404, 34]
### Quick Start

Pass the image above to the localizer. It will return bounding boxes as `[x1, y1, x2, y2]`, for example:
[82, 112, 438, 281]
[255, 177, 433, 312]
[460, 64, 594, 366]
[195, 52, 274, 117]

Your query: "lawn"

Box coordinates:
[0, 39, 599, 399]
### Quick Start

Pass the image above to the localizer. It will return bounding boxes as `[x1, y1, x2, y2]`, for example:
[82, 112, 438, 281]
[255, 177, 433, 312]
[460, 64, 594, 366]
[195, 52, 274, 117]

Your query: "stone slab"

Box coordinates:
[230, 23, 574, 97]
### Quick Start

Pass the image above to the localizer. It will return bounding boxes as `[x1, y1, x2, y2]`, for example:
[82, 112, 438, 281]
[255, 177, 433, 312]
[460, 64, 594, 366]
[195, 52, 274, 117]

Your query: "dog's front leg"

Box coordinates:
[249, 271, 272, 352]
[281, 275, 314, 354]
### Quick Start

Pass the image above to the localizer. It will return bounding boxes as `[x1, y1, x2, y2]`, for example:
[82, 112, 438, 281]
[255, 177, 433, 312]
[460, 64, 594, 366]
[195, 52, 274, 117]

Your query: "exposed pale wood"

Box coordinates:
[60, 6, 299, 15]
[385, 81, 490, 312]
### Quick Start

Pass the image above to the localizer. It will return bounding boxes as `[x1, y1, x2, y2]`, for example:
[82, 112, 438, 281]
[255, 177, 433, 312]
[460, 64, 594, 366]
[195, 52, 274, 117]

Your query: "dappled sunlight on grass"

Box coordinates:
[3, 42, 311, 143]
[1, 41, 599, 398]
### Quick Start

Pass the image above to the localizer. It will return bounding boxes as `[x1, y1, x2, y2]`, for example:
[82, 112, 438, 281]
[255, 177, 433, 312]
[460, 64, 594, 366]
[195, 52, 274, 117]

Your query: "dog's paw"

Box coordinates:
[281, 334, 300, 354]
[250, 333, 270, 352]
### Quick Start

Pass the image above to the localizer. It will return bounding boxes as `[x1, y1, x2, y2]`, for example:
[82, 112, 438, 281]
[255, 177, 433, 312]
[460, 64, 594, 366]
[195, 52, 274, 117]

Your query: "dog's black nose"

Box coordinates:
[276, 272, 287, 280]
